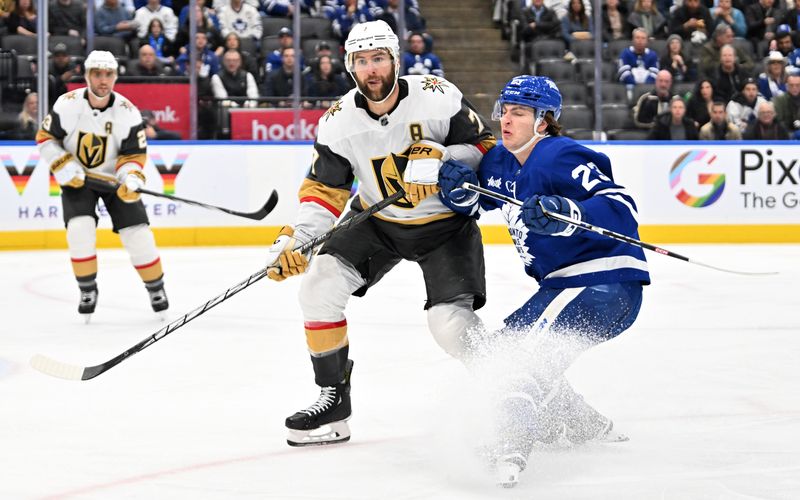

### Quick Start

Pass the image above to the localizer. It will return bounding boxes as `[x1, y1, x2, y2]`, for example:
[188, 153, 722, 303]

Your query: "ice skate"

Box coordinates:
[147, 286, 169, 318]
[78, 288, 98, 323]
[564, 415, 629, 444]
[494, 453, 526, 488]
[286, 359, 353, 447]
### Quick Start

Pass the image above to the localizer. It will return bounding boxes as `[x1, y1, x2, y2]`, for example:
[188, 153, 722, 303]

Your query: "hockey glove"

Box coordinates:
[438, 160, 479, 207]
[403, 140, 450, 206]
[522, 195, 585, 236]
[266, 226, 310, 282]
[51, 154, 85, 188]
[116, 169, 146, 203]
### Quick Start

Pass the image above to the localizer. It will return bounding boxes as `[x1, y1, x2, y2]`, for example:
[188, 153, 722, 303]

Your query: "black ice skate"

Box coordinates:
[147, 286, 169, 314]
[285, 359, 353, 447]
[78, 288, 98, 323]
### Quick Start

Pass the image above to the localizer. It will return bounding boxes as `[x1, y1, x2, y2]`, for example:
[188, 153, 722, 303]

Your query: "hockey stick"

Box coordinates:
[84, 174, 279, 221]
[30, 189, 406, 381]
[463, 182, 777, 276]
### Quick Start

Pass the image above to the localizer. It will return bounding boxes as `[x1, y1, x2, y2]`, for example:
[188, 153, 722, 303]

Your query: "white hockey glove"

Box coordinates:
[51, 154, 85, 188]
[116, 169, 146, 203]
[266, 226, 310, 282]
[403, 140, 450, 206]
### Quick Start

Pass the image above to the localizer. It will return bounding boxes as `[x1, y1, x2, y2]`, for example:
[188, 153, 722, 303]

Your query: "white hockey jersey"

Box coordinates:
[37, 88, 147, 178]
[301, 75, 496, 225]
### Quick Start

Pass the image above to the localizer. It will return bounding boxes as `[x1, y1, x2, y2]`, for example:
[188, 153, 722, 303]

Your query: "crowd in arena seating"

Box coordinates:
[500, 0, 800, 139]
[0, 0, 447, 138]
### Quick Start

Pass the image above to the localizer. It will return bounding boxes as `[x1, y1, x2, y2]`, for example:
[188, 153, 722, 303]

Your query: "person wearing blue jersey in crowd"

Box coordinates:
[438, 75, 650, 488]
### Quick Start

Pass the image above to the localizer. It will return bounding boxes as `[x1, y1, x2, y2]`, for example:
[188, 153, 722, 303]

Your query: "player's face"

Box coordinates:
[499, 104, 536, 150]
[88, 68, 116, 98]
[351, 49, 395, 102]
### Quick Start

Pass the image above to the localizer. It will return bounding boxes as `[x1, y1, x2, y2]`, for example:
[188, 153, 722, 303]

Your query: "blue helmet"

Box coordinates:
[492, 75, 562, 121]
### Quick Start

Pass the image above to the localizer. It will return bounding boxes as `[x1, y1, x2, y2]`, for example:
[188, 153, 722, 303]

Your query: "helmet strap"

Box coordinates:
[508, 112, 548, 155]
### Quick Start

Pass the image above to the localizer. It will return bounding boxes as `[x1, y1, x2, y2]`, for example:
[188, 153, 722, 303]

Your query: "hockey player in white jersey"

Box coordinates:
[265, 20, 497, 447]
[439, 75, 650, 487]
[36, 50, 169, 320]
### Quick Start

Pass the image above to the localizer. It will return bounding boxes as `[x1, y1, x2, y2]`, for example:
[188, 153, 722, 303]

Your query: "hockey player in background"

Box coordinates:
[36, 50, 169, 322]
[265, 20, 496, 447]
[438, 75, 650, 487]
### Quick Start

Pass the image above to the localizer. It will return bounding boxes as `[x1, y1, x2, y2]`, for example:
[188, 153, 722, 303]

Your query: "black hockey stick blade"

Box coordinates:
[30, 189, 405, 381]
[462, 182, 778, 277]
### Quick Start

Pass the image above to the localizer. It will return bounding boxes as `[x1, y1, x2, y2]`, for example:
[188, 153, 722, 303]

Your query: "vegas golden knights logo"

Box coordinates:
[370, 148, 414, 209]
[76, 132, 108, 168]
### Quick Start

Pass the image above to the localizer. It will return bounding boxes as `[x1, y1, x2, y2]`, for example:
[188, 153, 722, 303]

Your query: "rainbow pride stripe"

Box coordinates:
[669, 150, 725, 208]
[49, 175, 62, 196]
[150, 153, 188, 195]
[2, 153, 40, 195]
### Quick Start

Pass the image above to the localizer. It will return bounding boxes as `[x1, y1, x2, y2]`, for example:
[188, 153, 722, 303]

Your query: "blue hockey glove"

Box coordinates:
[438, 160, 479, 208]
[522, 195, 584, 236]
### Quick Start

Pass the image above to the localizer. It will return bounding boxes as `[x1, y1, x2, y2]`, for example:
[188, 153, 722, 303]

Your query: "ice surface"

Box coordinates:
[1, 244, 798, 499]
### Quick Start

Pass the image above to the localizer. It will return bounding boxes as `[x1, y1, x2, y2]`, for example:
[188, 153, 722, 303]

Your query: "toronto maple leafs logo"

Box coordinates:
[502, 203, 534, 266]
[323, 100, 343, 121]
[421, 76, 448, 94]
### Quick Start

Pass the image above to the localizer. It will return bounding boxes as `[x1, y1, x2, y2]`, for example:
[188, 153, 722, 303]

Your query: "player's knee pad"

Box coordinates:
[66, 216, 97, 259]
[119, 223, 159, 267]
[426, 295, 484, 361]
[299, 254, 365, 321]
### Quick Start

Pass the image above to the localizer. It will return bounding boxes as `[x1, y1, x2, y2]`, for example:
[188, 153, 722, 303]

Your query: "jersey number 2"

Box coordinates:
[572, 162, 610, 191]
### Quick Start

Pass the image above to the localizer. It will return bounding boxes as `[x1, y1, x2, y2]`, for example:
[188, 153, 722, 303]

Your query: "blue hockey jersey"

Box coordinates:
[478, 135, 650, 289]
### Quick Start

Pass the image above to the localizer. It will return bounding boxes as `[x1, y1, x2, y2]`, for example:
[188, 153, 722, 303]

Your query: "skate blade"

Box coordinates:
[495, 462, 521, 488]
[81, 313, 93, 324]
[287, 420, 351, 447]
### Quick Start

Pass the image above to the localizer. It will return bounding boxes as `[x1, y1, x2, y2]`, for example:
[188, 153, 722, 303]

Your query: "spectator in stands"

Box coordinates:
[518, 0, 561, 42]
[543, 0, 593, 21]
[263, 46, 304, 106]
[306, 54, 349, 107]
[218, 0, 262, 46]
[711, 0, 746, 38]
[7, 0, 35, 36]
[49, 0, 85, 40]
[95, 0, 136, 15]
[777, 6, 800, 39]
[627, 0, 666, 40]
[634, 69, 675, 128]
[176, 31, 220, 76]
[264, 27, 299, 74]
[743, 101, 789, 138]
[686, 78, 716, 127]
[12, 91, 36, 140]
[96, 0, 140, 42]
[727, 78, 767, 131]
[264, 0, 317, 18]
[193, 57, 217, 138]
[699, 100, 743, 139]
[308, 40, 346, 77]
[770, 26, 797, 62]
[328, 0, 373, 43]
[216, 32, 259, 79]
[176, 2, 221, 51]
[49, 43, 80, 99]
[140, 18, 176, 64]
[178, 0, 217, 27]
[376, 0, 426, 35]
[648, 95, 699, 139]
[660, 34, 697, 83]
[403, 31, 444, 78]
[774, 73, 800, 137]
[0, 0, 14, 27]
[668, 0, 712, 44]
[707, 44, 751, 102]
[211, 49, 259, 108]
[141, 109, 181, 139]
[745, 0, 782, 51]
[601, 0, 632, 42]
[699, 24, 754, 78]
[134, 0, 178, 41]
[618, 28, 659, 87]
[128, 43, 169, 76]
[758, 50, 788, 100]
[561, 0, 593, 50]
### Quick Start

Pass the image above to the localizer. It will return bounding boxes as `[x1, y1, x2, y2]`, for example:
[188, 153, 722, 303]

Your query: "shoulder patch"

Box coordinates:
[120, 100, 134, 111]
[322, 100, 343, 121]
[64, 91, 78, 100]
[421, 76, 449, 94]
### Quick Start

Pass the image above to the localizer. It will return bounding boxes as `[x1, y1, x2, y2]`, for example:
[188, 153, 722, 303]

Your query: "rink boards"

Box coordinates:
[1, 140, 799, 249]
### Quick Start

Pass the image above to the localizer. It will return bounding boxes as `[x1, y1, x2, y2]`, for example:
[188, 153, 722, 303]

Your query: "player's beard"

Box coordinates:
[355, 66, 396, 102]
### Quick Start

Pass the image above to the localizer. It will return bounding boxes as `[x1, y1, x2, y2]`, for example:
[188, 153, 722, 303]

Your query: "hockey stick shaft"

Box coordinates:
[84, 174, 278, 221]
[463, 183, 776, 276]
[30, 189, 405, 381]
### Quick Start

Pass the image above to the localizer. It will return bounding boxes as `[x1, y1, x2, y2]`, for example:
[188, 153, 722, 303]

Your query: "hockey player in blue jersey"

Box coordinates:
[438, 75, 650, 488]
